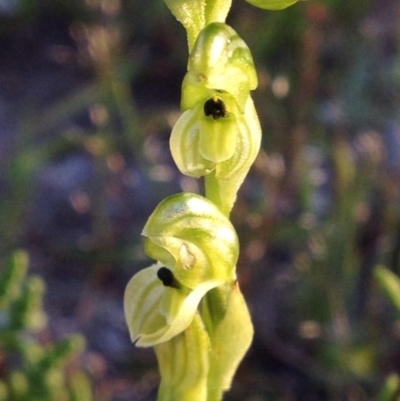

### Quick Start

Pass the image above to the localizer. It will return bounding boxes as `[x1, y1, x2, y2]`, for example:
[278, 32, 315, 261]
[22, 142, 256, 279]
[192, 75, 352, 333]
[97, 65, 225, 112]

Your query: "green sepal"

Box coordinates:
[245, 0, 301, 10]
[164, 0, 232, 51]
[182, 22, 257, 113]
[154, 313, 210, 401]
[142, 193, 239, 288]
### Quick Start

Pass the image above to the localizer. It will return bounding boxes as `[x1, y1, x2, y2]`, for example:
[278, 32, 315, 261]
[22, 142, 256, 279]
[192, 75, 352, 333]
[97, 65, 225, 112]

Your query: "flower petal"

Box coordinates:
[124, 263, 223, 347]
[170, 106, 215, 178]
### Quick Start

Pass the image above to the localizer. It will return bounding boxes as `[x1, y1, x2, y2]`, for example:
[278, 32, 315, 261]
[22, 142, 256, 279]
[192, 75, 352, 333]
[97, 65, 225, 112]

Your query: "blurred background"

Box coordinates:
[1, 0, 400, 400]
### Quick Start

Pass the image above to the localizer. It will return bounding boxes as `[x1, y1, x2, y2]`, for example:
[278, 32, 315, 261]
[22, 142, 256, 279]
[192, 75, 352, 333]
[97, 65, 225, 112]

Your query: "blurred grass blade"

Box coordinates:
[0, 250, 29, 308]
[375, 266, 400, 314]
[378, 374, 400, 401]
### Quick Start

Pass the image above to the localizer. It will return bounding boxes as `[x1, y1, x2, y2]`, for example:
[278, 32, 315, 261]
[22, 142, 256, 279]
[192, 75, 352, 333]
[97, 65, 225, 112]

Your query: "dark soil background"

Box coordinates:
[1, 0, 400, 400]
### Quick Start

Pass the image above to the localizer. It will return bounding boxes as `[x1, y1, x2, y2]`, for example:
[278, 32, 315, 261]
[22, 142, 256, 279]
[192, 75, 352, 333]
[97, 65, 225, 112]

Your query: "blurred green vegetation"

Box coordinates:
[1, 0, 400, 400]
[0, 251, 92, 401]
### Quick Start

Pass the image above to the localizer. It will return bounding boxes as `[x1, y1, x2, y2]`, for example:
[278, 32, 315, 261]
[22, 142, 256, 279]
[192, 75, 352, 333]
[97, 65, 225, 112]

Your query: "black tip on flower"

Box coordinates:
[204, 96, 228, 120]
[157, 267, 181, 289]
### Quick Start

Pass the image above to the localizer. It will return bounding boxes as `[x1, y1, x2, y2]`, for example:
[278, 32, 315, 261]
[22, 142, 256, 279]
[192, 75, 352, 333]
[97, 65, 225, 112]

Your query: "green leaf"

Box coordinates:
[203, 281, 254, 401]
[154, 314, 210, 401]
[245, 0, 301, 10]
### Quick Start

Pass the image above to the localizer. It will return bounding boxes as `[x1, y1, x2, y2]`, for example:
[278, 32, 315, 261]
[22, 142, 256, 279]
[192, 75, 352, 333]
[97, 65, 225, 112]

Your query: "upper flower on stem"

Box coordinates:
[182, 22, 257, 113]
[170, 23, 261, 190]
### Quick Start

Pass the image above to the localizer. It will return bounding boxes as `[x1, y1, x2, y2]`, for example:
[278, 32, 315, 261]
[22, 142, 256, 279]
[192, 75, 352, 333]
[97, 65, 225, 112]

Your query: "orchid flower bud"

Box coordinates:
[142, 193, 239, 288]
[182, 22, 258, 113]
[124, 193, 239, 347]
[170, 23, 262, 215]
[245, 0, 300, 10]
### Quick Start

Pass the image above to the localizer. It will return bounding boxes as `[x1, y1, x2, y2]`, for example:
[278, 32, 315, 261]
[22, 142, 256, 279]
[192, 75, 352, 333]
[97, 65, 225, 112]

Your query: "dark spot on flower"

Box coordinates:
[204, 96, 228, 120]
[157, 267, 180, 289]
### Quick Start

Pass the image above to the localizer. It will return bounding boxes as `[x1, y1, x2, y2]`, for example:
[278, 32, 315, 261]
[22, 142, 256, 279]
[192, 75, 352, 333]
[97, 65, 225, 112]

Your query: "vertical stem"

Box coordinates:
[205, 172, 230, 217]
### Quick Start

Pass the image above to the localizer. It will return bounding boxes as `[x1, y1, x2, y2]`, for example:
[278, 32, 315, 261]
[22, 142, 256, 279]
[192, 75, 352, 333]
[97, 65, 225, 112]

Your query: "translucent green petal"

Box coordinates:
[124, 263, 223, 347]
[170, 106, 215, 178]
[198, 116, 238, 162]
[215, 96, 261, 180]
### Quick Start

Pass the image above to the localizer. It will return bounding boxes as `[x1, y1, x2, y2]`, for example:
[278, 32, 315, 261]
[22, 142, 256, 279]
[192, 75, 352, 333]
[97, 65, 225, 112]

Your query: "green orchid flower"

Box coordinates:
[124, 193, 239, 347]
[170, 92, 260, 181]
[170, 23, 262, 215]
[170, 92, 261, 216]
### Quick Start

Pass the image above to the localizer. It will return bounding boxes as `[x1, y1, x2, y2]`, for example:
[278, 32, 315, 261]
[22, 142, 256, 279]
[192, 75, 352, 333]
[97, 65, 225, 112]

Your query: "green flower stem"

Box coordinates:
[164, 0, 233, 51]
